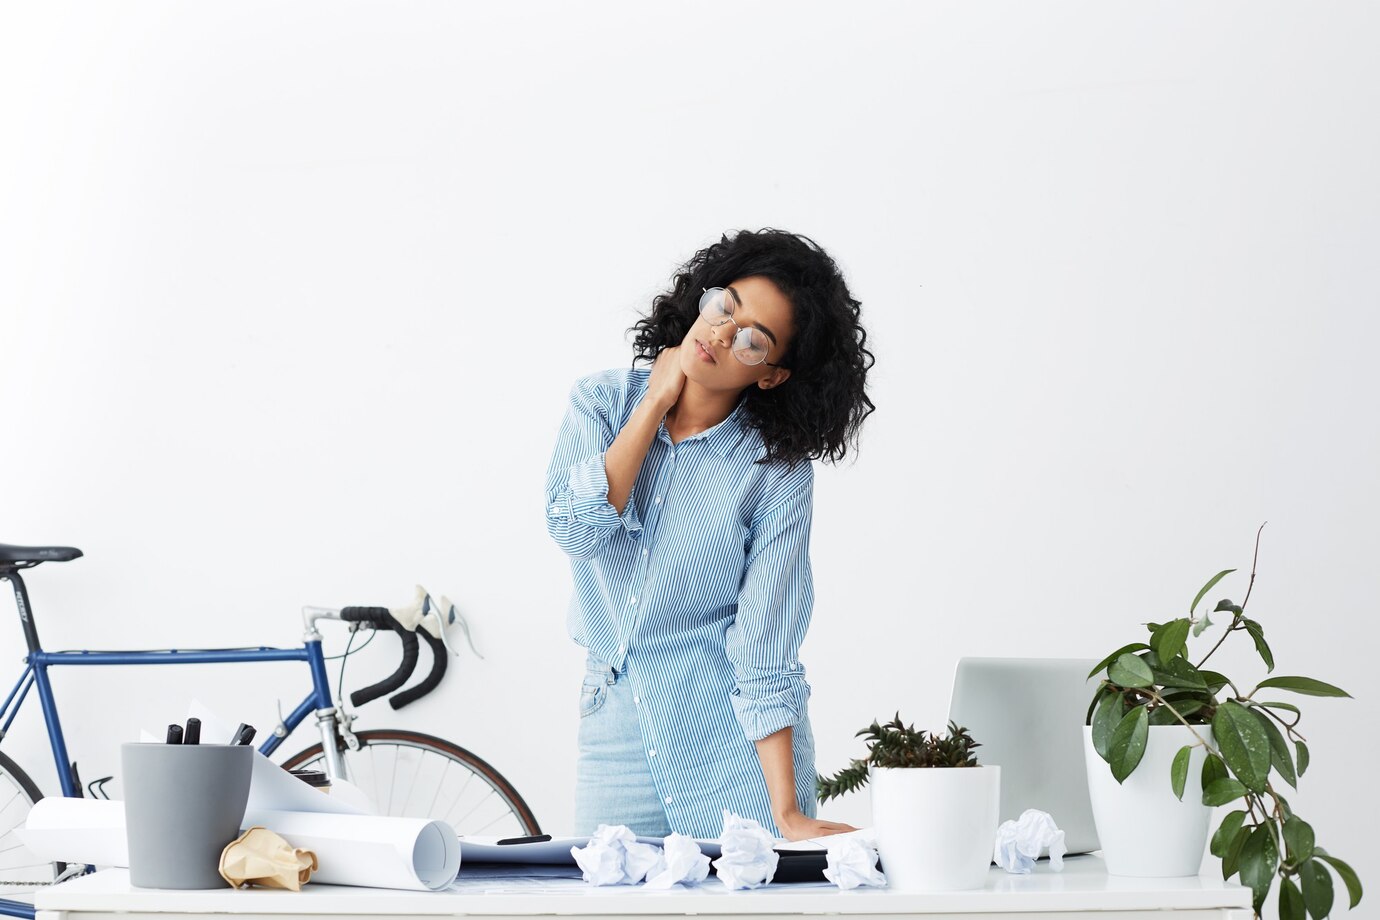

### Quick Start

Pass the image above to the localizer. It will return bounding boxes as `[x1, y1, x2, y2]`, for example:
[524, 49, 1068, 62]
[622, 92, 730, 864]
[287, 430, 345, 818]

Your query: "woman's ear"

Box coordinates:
[758, 368, 791, 390]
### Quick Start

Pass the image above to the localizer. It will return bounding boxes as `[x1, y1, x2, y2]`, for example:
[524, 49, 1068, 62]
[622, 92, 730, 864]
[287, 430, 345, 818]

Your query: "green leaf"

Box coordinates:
[1261, 700, 1302, 718]
[1109, 653, 1155, 689]
[1295, 740, 1310, 777]
[1087, 643, 1150, 680]
[1154, 656, 1209, 690]
[1242, 618, 1275, 672]
[1202, 751, 1229, 790]
[1283, 815, 1315, 865]
[1200, 669, 1231, 693]
[1152, 618, 1192, 663]
[1280, 876, 1306, 920]
[1150, 700, 1205, 724]
[1223, 822, 1251, 879]
[1211, 810, 1248, 859]
[1203, 777, 1249, 806]
[1299, 858, 1335, 920]
[1109, 705, 1150, 783]
[1213, 700, 1272, 793]
[1170, 745, 1192, 800]
[1250, 707, 1297, 789]
[1254, 676, 1352, 698]
[1191, 568, 1236, 616]
[1213, 598, 1242, 615]
[1315, 849, 1363, 909]
[1239, 824, 1280, 913]
[1091, 690, 1124, 760]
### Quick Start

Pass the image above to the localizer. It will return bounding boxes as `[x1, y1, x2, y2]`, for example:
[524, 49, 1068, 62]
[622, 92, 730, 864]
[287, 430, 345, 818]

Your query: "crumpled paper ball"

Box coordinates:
[822, 835, 887, 889]
[993, 809, 1067, 874]
[645, 833, 711, 889]
[711, 811, 779, 890]
[219, 826, 318, 891]
[570, 824, 665, 886]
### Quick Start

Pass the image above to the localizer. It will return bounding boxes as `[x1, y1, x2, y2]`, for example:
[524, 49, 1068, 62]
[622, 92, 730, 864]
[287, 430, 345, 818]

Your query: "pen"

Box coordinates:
[232, 724, 257, 746]
[496, 834, 553, 845]
[165, 724, 183, 745]
[183, 718, 201, 745]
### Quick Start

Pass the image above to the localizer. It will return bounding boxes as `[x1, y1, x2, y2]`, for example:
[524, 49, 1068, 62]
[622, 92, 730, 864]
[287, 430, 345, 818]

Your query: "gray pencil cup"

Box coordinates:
[121, 742, 253, 889]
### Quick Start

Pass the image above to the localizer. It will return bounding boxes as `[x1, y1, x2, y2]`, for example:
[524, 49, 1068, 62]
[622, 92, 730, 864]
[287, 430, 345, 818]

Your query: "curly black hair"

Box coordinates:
[628, 228, 875, 469]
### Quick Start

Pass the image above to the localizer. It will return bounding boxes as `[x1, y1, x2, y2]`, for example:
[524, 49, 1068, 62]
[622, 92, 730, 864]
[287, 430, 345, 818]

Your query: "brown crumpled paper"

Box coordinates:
[219, 825, 318, 890]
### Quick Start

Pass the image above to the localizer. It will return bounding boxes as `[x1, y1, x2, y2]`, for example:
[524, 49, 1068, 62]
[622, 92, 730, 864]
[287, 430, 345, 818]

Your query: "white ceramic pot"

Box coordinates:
[870, 764, 1000, 891]
[1082, 724, 1215, 877]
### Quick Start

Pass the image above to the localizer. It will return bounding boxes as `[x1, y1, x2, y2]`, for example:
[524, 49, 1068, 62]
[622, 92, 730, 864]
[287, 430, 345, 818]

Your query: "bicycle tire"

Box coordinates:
[279, 729, 540, 837]
[0, 749, 64, 886]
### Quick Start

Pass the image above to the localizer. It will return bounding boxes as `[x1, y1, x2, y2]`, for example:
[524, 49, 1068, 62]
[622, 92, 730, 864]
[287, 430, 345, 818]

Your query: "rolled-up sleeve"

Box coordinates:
[725, 460, 814, 742]
[545, 377, 643, 559]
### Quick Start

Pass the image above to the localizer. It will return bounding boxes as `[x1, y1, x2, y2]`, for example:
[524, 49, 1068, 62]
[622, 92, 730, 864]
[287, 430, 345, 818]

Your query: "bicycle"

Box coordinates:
[0, 541, 540, 916]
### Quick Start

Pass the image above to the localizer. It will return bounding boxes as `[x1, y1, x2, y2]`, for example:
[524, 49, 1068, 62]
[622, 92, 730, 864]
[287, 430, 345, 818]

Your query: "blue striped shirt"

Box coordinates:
[545, 366, 817, 838]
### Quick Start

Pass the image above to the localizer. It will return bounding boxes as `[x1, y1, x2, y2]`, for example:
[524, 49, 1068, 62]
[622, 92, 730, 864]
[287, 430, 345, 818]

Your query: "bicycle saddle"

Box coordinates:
[0, 543, 83, 564]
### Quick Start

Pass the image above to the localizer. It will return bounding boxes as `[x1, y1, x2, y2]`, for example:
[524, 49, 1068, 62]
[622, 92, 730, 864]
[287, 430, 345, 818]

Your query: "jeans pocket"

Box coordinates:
[579, 671, 608, 718]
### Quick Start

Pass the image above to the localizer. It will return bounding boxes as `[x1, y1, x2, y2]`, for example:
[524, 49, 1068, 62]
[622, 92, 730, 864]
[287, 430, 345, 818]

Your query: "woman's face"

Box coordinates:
[678, 275, 795, 394]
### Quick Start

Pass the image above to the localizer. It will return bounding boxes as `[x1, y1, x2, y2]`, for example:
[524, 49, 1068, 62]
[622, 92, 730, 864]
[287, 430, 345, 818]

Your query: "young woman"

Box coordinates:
[544, 228, 874, 842]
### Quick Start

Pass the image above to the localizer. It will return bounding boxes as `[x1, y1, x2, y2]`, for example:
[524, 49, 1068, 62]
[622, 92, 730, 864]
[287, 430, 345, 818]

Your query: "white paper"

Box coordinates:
[994, 808, 1067, 874]
[821, 836, 887, 889]
[711, 811, 778, 890]
[18, 798, 457, 891]
[242, 808, 459, 891]
[13, 798, 127, 866]
[644, 833, 711, 888]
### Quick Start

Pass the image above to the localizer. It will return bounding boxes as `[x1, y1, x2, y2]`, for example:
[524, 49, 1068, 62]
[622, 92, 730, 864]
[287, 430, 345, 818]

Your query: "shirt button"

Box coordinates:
[617, 644, 625, 655]
[642, 547, 648, 556]
[649, 749, 657, 757]
[654, 495, 662, 504]
[664, 796, 673, 805]
[633, 695, 639, 705]
[628, 596, 637, 606]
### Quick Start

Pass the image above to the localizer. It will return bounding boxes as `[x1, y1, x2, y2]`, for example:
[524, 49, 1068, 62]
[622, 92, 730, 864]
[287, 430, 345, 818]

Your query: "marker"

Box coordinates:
[165, 724, 183, 745]
[232, 724, 257, 746]
[496, 834, 552, 845]
[183, 718, 201, 745]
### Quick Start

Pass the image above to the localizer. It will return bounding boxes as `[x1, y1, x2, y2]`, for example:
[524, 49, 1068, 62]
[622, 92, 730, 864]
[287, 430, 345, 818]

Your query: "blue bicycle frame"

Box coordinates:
[0, 645, 334, 799]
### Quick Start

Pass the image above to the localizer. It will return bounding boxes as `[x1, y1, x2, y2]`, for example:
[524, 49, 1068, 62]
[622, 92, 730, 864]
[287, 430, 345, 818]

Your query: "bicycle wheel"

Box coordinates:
[0, 751, 62, 886]
[280, 729, 540, 838]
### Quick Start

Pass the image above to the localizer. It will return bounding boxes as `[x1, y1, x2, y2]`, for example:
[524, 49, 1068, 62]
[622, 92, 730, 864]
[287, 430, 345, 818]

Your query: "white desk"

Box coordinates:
[34, 856, 1252, 920]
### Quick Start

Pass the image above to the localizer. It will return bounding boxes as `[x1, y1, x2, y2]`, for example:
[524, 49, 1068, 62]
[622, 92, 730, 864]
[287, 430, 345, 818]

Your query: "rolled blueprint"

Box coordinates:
[18, 798, 460, 892]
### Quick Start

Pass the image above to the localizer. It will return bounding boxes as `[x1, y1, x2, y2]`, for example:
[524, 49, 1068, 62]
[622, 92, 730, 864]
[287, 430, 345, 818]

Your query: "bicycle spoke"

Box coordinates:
[425, 758, 453, 817]
[452, 787, 497, 828]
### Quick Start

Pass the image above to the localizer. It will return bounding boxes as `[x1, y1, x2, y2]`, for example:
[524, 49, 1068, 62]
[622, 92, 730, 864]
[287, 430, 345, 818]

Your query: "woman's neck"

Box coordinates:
[667, 378, 742, 437]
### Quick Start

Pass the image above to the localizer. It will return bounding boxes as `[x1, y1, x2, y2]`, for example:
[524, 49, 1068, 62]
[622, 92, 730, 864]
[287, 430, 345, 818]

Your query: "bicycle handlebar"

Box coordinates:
[338, 605, 446, 710]
[388, 628, 447, 710]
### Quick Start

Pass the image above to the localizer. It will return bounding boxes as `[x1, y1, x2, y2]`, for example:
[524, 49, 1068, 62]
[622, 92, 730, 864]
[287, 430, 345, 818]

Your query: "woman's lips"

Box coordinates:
[695, 339, 717, 364]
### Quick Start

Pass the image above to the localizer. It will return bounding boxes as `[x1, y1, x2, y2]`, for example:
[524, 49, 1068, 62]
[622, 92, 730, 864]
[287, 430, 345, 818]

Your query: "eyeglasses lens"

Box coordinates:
[698, 288, 770, 365]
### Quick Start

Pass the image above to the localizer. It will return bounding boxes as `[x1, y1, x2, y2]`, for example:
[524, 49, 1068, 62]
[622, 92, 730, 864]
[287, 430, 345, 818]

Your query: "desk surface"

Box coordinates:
[34, 856, 1252, 918]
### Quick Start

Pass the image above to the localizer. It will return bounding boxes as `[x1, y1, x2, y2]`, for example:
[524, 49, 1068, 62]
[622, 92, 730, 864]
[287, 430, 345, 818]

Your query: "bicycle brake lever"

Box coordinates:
[429, 595, 483, 659]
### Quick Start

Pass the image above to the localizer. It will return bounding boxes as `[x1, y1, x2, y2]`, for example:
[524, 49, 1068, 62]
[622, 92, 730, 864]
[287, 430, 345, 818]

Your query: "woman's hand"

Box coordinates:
[776, 809, 859, 842]
[646, 345, 686, 413]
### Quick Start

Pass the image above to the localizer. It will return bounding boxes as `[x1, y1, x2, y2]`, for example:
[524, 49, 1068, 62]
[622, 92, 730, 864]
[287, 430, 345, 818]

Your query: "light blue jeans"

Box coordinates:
[572, 658, 673, 837]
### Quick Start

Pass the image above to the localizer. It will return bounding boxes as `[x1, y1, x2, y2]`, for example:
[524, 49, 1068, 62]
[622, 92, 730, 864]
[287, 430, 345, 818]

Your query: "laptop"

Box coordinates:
[946, 657, 1100, 855]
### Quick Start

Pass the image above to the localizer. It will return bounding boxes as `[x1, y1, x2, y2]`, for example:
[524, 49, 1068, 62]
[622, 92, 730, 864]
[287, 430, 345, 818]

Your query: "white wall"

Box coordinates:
[2, 0, 1376, 900]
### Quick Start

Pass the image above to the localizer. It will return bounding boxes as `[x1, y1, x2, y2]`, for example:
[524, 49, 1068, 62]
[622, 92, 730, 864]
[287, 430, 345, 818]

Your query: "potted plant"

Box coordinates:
[818, 716, 998, 891]
[1086, 526, 1363, 919]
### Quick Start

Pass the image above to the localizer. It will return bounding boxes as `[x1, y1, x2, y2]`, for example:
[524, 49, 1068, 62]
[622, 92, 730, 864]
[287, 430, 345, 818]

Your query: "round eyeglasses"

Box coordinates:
[698, 287, 786, 368]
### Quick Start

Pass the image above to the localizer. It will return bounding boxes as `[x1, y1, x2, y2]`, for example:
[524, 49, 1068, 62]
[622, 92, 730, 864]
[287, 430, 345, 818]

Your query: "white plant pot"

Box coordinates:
[1082, 724, 1215, 877]
[870, 764, 1000, 891]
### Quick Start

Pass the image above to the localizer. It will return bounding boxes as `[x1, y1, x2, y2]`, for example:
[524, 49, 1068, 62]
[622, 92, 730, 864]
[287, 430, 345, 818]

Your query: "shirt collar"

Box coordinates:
[655, 392, 751, 457]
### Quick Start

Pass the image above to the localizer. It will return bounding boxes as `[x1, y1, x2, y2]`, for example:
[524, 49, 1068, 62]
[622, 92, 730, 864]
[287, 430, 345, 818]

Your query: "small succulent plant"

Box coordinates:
[817, 715, 981, 803]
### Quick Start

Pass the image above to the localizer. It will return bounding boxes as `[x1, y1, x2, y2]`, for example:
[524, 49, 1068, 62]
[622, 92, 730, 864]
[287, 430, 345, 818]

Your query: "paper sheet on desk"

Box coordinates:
[16, 800, 458, 892]
[458, 835, 715, 865]
[12, 798, 127, 867]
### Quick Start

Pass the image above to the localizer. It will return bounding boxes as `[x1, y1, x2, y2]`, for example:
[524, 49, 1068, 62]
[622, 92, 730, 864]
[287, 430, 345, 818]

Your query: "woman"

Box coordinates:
[544, 228, 875, 842]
